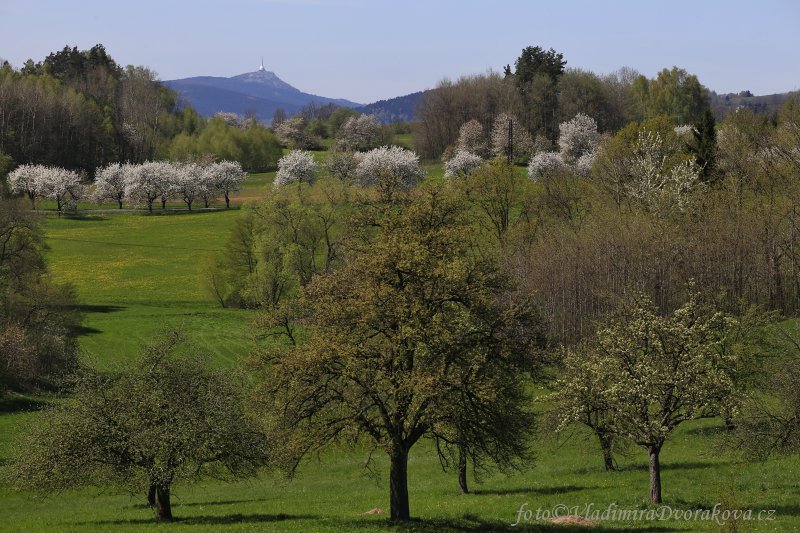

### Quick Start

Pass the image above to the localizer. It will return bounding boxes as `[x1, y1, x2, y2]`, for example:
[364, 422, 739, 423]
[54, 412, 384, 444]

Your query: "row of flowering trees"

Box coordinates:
[95, 160, 247, 211]
[8, 161, 247, 212]
[274, 146, 424, 190]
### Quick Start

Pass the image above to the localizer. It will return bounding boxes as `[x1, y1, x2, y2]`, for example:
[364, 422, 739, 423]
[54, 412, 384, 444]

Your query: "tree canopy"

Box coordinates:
[253, 184, 545, 522]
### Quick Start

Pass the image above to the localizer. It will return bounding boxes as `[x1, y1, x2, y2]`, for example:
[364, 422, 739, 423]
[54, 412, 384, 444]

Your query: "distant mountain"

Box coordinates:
[358, 90, 430, 123]
[164, 67, 362, 123]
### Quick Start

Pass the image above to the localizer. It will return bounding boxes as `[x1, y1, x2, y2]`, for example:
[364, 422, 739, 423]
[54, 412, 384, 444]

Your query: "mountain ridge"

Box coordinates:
[164, 69, 361, 123]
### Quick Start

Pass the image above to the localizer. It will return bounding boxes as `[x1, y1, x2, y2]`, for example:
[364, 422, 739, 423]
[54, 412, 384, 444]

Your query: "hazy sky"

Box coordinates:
[1, 0, 798, 104]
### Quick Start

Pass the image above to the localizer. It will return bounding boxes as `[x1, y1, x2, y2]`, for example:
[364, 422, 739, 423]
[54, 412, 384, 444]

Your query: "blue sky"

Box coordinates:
[1, 0, 798, 104]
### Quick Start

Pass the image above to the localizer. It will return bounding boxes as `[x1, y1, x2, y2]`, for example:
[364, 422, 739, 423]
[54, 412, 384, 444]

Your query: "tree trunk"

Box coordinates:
[389, 446, 410, 522]
[118, 198, 123, 209]
[647, 445, 662, 504]
[458, 445, 469, 494]
[155, 484, 172, 521]
[225, 193, 230, 209]
[598, 432, 616, 471]
[147, 484, 156, 507]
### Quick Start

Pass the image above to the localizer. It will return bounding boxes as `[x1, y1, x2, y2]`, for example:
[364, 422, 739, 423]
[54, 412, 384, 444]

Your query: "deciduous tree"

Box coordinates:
[254, 186, 542, 522]
[9, 330, 268, 521]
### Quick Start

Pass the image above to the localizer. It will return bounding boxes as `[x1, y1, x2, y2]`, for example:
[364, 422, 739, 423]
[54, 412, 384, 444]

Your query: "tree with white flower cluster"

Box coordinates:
[204, 161, 247, 208]
[108, 160, 246, 212]
[8, 164, 84, 212]
[558, 113, 599, 164]
[8, 164, 44, 207]
[93, 164, 127, 209]
[274, 150, 317, 187]
[355, 146, 424, 192]
[335, 114, 383, 152]
[624, 129, 701, 212]
[444, 150, 483, 179]
[456, 119, 488, 157]
[124, 161, 171, 213]
[527, 152, 568, 181]
[41, 168, 84, 213]
[528, 113, 599, 181]
[491, 113, 533, 163]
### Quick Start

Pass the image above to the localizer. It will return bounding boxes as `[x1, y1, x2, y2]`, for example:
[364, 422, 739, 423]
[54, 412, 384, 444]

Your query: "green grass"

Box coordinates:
[40, 210, 258, 370]
[2, 406, 798, 531]
[2, 157, 800, 531]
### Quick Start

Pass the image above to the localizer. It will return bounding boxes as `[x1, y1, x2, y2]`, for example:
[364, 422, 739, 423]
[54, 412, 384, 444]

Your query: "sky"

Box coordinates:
[1, 0, 798, 104]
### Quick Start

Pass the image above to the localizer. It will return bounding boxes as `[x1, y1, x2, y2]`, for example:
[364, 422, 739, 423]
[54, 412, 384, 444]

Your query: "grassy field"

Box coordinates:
[1, 158, 799, 531]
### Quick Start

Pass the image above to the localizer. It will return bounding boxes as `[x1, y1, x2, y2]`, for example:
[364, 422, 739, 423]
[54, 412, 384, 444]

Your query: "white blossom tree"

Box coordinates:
[456, 120, 487, 156]
[444, 150, 483, 178]
[8, 164, 45, 208]
[335, 114, 382, 152]
[490, 113, 533, 162]
[35, 167, 84, 213]
[527, 114, 600, 180]
[527, 152, 567, 181]
[558, 113, 599, 163]
[205, 161, 247, 208]
[124, 161, 170, 213]
[275, 116, 309, 148]
[355, 145, 424, 190]
[93, 163, 127, 209]
[171, 163, 203, 210]
[158, 163, 179, 209]
[274, 150, 317, 187]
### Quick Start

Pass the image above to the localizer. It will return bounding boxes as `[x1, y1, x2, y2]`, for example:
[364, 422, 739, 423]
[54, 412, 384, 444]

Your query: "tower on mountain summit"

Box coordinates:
[258, 57, 265, 72]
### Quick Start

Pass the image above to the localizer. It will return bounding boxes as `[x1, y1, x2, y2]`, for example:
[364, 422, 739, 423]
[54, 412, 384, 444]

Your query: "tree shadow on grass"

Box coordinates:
[771, 504, 800, 517]
[76, 304, 126, 314]
[82, 512, 316, 526]
[126, 498, 268, 509]
[626, 460, 729, 472]
[334, 514, 681, 532]
[61, 213, 110, 222]
[72, 325, 103, 335]
[472, 485, 590, 496]
[0, 394, 50, 414]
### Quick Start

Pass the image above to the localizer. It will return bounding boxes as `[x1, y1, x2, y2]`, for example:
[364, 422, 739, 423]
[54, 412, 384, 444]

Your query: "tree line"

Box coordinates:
[0, 45, 282, 177]
[413, 46, 711, 160]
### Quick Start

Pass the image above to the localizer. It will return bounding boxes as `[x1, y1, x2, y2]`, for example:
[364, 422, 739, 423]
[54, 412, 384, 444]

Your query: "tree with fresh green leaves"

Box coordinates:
[547, 341, 621, 471]
[9, 330, 268, 521]
[461, 158, 529, 245]
[253, 185, 543, 522]
[550, 292, 746, 503]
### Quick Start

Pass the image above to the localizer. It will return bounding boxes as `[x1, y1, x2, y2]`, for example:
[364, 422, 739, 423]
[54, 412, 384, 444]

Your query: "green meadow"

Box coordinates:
[1, 164, 798, 532]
